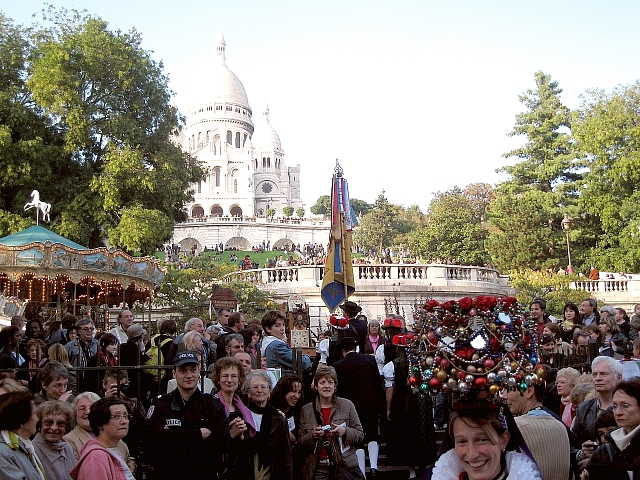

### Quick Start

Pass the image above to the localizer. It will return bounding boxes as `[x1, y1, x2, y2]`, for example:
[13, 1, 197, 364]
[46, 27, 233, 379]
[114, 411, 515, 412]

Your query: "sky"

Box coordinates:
[5, 1, 640, 212]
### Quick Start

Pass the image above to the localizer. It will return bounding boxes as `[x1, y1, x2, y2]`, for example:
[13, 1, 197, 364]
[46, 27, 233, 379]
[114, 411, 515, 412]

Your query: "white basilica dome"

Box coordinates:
[252, 103, 282, 150]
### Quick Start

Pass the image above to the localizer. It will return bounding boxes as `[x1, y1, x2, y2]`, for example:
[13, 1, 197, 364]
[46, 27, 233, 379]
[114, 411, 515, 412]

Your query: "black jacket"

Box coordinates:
[147, 388, 230, 477]
[348, 318, 368, 353]
[334, 351, 382, 414]
[571, 398, 605, 461]
[586, 429, 640, 480]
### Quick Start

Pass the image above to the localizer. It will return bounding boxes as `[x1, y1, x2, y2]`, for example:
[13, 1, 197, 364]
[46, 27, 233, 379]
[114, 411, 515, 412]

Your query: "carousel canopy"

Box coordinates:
[0, 225, 87, 250]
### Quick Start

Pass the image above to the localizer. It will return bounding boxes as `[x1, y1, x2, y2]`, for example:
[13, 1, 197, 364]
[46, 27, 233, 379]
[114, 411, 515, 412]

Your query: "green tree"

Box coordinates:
[408, 187, 488, 265]
[0, 13, 70, 236]
[310, 195, 330, 215]
[228, 282, 277, 318]
[354, 192, 400, 253]
[573, 82, 640, 271]
[350, 198, 372, 216]
[296, 207, 305, 218]
[266, 208, 275, 218]
[282, 206, 294, 217]
[500, 71, 577, 195]
[26, 8, 205, 251]
[508, 269, 589, 317]
[486, 189, 564, 271]
[489, 71, 581, 271]
[155, 256, 236, 320]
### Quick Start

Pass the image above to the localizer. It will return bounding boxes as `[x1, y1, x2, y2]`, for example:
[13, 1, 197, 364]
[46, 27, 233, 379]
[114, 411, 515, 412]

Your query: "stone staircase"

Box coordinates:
[363, 428, 446, 479]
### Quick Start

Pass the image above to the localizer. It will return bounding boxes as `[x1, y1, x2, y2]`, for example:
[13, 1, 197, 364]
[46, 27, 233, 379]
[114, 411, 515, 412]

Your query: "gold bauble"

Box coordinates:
[489, 384, 500, 395]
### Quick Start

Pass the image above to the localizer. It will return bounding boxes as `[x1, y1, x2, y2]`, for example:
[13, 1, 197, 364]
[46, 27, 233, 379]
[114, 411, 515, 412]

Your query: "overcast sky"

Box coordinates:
[6, 1, 640, 211]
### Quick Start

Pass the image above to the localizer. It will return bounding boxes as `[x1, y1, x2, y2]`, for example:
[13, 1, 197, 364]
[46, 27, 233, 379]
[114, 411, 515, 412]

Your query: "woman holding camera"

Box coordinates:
[299, 365, 365, 480]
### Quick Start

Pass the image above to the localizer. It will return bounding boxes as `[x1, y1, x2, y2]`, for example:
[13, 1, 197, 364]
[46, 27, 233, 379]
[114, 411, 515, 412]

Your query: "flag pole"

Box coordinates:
[334, 161, 349, 304]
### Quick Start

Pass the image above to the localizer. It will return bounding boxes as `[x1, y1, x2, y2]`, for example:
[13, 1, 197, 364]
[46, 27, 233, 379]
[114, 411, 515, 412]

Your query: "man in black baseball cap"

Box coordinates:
[147, 350, 229, 477]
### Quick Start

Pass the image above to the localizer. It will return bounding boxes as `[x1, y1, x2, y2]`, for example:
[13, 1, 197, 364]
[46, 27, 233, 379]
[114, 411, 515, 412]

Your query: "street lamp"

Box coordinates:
[561, 213, 573, 274]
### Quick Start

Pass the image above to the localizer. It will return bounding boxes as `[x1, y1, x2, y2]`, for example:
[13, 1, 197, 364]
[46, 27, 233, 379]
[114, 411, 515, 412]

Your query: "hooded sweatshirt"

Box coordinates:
[70, 438, 130, 480]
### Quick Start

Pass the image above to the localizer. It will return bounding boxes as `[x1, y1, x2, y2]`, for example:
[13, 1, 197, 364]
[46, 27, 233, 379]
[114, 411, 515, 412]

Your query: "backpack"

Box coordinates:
[144, 334, 173, 381]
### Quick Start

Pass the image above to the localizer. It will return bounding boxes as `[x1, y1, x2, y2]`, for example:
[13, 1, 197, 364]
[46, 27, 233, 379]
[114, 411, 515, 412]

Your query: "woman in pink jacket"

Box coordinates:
[71, 396, 134, 480]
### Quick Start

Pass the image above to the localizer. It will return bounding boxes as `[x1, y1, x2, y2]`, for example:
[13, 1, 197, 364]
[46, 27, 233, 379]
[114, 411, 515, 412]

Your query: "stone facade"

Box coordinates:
[178, 31, 302, 220]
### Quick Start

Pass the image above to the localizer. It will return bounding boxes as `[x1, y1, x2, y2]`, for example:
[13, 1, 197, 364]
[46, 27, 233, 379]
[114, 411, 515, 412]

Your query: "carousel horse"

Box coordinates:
[23, 190, 51, 222]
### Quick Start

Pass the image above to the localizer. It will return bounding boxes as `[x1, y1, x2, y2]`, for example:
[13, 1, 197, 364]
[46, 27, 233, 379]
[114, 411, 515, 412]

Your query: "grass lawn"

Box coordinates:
[156, 249, 362, 267]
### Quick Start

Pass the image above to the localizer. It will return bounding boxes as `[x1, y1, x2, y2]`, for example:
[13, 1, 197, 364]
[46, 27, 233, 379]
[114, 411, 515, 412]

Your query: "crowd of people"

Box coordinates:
[0, 297, 639, 480]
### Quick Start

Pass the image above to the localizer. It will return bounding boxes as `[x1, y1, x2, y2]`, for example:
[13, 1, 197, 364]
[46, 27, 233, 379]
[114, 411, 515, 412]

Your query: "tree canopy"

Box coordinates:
[408, 185, 491, 265]
[0, 9, 205, 254]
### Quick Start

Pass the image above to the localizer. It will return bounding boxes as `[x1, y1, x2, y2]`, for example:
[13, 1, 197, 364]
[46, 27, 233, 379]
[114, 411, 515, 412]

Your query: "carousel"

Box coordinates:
[0, 191, 166, 328]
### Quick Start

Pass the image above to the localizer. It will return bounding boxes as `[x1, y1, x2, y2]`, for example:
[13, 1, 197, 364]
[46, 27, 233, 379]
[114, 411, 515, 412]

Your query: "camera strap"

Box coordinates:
[314, 407, 338, 471]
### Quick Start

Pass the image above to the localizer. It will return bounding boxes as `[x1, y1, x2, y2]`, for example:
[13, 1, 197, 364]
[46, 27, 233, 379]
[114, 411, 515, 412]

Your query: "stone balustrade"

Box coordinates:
[221, 265, 640, 325]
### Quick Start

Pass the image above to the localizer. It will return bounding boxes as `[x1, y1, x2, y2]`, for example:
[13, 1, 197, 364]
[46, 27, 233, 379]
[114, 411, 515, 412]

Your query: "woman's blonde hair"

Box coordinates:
[183, 330, 202, 351]
[47, 343, 72, 367]
[556, 367, 581, 387]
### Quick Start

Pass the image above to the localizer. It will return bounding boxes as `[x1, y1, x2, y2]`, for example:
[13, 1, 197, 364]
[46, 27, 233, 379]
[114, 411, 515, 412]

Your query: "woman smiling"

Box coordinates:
[33, 400, 76, 480]
[586, 378, 640, 479]
[431, 406, 541, 480]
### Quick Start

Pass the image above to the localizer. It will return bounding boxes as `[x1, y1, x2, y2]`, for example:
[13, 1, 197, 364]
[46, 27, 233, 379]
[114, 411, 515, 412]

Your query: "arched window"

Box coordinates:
[227, 130, 232, 144]
[235, 132, 241, 148]
[214, 167, 221, 187]
[197, 133, 202, 147]
[267, 157, 271, 168]
[234, 179, 238, 193]
[191, 205, 204, 217]
[230, 205, 243, 217]
[205, 131, 210, 144]
[254, 159, 258, 169]
[210, 205, 223, 216]
[243, 133, 248, 146]
[263, 157, 266, 168]
[213, 135, 221, 155]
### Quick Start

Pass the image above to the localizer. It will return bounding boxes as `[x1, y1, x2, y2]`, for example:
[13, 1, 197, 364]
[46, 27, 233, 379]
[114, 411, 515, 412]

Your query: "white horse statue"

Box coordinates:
[23, 190, 51, 224]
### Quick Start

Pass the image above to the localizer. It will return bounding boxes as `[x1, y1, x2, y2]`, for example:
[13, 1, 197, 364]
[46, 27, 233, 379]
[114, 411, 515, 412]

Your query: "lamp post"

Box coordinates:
[561, 213, 573, 273]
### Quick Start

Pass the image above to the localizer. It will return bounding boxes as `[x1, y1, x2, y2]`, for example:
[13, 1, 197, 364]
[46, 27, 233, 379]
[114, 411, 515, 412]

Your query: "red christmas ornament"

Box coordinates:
[456, 370, 466, 380]
[428, 378, 442, 389]
[474, 377, 488, 388]
[439, 358, 450, 369]
[409, 376, 419, 386]
[484, 359, 495, 369]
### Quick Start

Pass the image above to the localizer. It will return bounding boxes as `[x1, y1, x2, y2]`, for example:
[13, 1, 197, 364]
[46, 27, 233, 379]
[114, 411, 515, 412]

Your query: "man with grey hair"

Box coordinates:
[224, 333, 244, 357]
[165, 317, 208, 366]
[571, 355, 623, 470]
[10, 315, 25, 331]
[65, 317, 99, 392]
[581, 298, 600, 326]
[109, 309, 134, 344]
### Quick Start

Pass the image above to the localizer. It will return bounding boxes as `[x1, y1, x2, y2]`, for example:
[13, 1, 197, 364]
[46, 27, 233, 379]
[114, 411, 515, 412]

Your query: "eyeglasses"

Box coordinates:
[80, 327, 95, 332]
[612, 402, 638, 412]
[42, 420, 68, 428]
[110, 413, 133, 421]
[249, 384, 270, 391]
